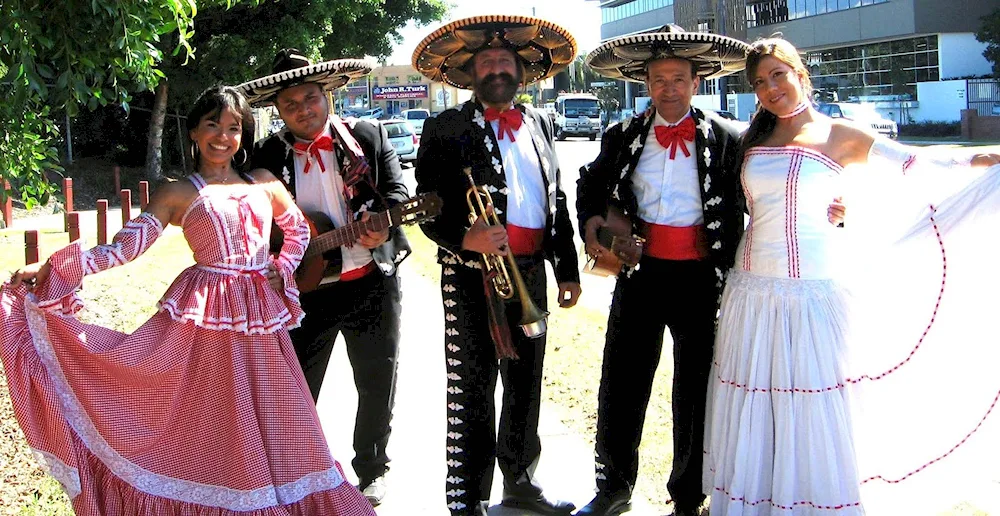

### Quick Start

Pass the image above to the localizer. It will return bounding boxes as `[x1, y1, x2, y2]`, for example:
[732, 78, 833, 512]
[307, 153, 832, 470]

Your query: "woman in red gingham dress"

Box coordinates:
[0, 86, 375, 516]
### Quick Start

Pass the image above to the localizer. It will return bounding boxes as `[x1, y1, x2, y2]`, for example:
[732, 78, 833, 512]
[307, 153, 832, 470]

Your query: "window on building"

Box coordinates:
[806, 35, 939, 102]
[747, 0, 887, 28]
[385, 76, 399, 85]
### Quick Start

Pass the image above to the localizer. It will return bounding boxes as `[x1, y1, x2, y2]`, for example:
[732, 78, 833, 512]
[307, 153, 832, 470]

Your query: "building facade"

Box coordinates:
[598, 0, 995, 123]
[336, 64, 468, 118]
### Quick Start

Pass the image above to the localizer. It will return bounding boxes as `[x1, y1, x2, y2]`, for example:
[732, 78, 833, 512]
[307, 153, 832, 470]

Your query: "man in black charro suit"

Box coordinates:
[238, 48, 409, 507]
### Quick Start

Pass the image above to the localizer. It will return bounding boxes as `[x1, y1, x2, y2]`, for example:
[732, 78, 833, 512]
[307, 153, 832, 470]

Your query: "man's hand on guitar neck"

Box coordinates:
[358, 211, 390, 249]
[583, 215, 610, 259]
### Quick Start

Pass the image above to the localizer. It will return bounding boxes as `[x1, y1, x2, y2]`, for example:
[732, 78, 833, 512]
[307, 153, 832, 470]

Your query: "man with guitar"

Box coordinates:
[412, 15, 582, 516]
[238, 49, 412, 507]
[576, 27, 845, 516]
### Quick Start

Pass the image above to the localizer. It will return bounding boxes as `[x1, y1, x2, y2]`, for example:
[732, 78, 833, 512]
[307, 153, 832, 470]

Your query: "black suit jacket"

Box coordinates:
[577, 107, 744, 297]
[250, 117, 411, 277]
[415, 100, 580, 284]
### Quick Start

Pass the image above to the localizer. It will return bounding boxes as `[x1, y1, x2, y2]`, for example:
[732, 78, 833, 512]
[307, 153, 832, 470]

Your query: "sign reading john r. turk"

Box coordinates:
[372, 85, 429, 100]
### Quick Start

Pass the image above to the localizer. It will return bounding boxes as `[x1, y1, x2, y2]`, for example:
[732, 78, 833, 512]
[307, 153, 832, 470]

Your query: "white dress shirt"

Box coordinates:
[492, 118, 546, 229]
[291, 122, 373, 272]
[631, 111, 703, 226]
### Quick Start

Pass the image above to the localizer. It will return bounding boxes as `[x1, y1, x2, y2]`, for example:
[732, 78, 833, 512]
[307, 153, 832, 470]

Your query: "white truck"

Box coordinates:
[553, 93, 601, 141]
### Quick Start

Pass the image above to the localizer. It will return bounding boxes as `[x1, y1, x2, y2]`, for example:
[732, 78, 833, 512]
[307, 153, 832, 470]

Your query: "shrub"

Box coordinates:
[899, 121, 961, 137]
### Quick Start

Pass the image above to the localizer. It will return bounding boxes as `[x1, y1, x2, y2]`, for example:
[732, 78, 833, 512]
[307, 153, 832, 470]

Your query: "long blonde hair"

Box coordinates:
[740, 37, 813, 154]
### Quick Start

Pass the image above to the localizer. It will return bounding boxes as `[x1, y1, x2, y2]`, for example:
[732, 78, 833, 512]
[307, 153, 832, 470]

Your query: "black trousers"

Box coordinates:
[289, 270, 402, 484]
[440, 256, 548, 515]
[594, 257, 717, 510]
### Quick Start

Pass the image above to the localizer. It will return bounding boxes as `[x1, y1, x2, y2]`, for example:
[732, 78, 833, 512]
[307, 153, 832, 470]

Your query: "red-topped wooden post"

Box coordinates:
[68, 212, 80, 242]
[25, 230, 39, 264]
[120, 189, 132, 226]
[97, 199, 108, 245]
[139, 181, 149, 210]
[63, 177, 74, 231]
[113, 166, 121, 194]
[2, 179, 12, 228]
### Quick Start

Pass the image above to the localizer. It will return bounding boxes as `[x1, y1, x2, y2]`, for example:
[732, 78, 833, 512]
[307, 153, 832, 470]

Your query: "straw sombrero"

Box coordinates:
[412, 15, 577, 89]
[587, 24, 750, 82]
[238, 49, 372, 106]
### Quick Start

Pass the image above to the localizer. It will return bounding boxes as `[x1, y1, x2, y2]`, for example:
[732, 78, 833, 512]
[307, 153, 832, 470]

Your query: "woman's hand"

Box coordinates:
[971, 154, 1000, 168]
[8, 261, 51, 289]
[265, 263, 285, 293]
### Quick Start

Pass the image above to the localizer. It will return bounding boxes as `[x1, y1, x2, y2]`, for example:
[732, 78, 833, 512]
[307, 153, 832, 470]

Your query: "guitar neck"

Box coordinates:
[305, 211, 391, 259]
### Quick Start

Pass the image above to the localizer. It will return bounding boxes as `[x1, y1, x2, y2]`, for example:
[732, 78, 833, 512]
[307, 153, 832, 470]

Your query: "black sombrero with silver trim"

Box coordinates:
[587, 24, 750, 82]
[237, 49, 373, 106]
[412, 15, 577, 90]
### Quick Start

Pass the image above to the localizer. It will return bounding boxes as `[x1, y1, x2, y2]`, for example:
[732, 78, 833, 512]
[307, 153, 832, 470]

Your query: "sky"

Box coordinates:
[381, 0, 602, 67]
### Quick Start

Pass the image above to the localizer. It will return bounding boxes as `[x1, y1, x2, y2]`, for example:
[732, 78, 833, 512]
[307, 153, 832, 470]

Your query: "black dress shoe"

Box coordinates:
[574, 491, 631, 516]
[500, 491, 576, 515]
[670, 504, 703, 516]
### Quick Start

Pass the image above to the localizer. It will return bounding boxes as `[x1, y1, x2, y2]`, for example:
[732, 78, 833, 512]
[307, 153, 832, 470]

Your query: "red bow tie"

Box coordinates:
[484, 107, 523, 141]
[293, 135, 335, 174]
[654, 117, 695, 159]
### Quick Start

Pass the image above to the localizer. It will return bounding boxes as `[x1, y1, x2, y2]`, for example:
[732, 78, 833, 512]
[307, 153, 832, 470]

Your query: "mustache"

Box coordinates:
[480, 72, 518, 86]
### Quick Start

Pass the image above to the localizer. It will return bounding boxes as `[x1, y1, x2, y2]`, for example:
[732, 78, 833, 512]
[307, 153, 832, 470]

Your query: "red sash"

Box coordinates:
[506, 224, 544, 256]
[641, 223, 707, 260]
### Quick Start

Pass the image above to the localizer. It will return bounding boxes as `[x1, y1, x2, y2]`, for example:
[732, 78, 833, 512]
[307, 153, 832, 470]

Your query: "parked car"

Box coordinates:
[359, 107, 384, 120]
[380, 120, 418, 163]
[401, 108, 431, 135]
[817, 102, 898, 139]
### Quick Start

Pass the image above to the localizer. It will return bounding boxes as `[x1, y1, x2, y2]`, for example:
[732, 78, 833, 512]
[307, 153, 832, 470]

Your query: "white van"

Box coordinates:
[401, 108, 430, 135]
[554, 94, 601, 141]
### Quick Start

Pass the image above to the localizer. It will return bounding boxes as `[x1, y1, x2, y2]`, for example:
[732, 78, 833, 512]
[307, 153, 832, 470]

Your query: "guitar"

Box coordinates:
[272, 193, 442, 292]
[582, 205, 644, 277]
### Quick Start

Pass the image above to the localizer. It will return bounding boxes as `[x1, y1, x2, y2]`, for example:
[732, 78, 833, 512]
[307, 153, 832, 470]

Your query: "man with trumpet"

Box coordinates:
[412, 15, 581, 516]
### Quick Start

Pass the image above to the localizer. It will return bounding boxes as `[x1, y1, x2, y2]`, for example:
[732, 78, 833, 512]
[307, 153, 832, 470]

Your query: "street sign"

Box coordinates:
[590, 81, 613, 87]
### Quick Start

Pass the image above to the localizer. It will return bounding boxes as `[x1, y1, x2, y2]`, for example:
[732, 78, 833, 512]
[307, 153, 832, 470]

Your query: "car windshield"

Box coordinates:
[564, 99, 599, 117]
[838, 104, 878, 119]
[384, 123, 411, 138]
[405, 111, 428, 120]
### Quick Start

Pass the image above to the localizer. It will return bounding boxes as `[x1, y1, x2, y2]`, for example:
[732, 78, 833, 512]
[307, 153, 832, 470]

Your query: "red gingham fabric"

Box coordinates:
[0, 181, 374, 515]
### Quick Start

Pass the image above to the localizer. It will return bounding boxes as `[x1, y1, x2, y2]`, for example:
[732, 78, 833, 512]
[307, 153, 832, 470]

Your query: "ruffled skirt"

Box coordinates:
[704, 165, 1000, 515]
[0, 244, 374, 515]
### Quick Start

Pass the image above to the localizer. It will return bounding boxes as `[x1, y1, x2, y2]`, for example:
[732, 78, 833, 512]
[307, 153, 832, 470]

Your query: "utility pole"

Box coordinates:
[717, 0, 729, 112]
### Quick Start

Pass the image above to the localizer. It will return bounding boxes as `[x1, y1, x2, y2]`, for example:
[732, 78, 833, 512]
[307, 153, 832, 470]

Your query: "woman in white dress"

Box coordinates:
[702, 37, 1000, 516]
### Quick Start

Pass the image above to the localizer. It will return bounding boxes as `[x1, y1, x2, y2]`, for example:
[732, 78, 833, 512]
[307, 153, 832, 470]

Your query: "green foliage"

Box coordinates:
[514, 93, 535, 106]
[158, 0, 450, 115]
[975, 8, 1000, 77]
[0, 0, 205, 205]
[899, 121, 961, 138]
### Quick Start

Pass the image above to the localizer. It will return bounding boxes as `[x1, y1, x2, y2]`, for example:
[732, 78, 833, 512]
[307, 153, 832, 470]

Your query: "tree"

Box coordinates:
[975, 7, 1000, 77]
[143, 0, 449, 180]
[0, 0, 217, 207]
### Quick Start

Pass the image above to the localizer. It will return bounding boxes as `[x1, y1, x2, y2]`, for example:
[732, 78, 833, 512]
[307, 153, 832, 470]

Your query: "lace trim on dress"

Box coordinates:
[31, 448, 82, 498]
[22, 300, 345, 510]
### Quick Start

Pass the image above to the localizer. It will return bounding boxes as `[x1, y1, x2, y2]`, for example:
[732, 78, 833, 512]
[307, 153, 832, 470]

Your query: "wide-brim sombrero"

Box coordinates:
[412, 15, 577, 90]
[587, 25, 750, 82]
[238, 58, 372, 107]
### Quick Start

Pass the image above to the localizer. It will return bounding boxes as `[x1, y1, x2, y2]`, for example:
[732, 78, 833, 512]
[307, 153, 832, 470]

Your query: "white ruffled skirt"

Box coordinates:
[704, 165, 1000, 515]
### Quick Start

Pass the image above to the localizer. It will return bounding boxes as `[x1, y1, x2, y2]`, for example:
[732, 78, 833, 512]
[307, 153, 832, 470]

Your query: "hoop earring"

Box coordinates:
[232, 147, 248, 168]
[190, 144, 199, 162]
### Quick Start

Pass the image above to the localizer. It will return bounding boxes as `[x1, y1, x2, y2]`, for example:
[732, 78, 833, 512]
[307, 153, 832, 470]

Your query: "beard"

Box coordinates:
[472, 72, 520, 105]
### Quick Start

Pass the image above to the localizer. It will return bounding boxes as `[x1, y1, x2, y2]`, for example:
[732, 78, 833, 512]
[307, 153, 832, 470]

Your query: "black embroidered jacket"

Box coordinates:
[415, 100, 580, 284]
[576, 107, 745, 297]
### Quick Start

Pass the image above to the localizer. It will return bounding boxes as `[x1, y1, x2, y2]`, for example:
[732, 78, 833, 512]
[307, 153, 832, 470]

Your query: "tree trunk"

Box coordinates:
[145, 80, 169, 182]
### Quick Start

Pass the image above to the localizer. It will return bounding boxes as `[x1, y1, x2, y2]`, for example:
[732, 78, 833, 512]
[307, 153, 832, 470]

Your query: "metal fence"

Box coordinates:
[967, 78, 1000, 117]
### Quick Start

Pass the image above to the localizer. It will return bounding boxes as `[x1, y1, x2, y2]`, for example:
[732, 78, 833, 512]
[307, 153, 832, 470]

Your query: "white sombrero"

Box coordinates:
[587, 24, 750, 82]
[237, 49, 373, 107]
[412, 15, 577, 90]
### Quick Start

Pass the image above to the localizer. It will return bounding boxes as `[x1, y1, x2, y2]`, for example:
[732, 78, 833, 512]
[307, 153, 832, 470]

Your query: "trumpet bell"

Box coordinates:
[520, 317, 547, 338]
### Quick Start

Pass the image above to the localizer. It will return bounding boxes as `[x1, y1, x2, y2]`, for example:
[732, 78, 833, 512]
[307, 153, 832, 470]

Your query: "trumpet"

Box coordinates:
[463, 167, 548, 338]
